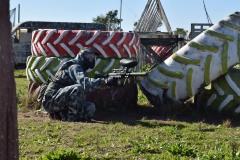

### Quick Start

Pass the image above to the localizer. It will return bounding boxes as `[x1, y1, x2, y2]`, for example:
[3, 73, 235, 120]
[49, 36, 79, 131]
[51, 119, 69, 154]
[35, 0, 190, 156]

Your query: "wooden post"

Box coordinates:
[0, 0, 19, 159]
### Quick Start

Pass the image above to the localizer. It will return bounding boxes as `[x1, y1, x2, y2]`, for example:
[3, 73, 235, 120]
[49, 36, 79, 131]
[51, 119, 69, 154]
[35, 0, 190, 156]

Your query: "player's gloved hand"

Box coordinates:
[105, 77, 118, 86]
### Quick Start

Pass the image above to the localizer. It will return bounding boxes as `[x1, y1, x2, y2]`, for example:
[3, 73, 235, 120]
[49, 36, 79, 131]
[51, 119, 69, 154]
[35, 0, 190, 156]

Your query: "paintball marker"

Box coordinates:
[95, 59, 147, 85]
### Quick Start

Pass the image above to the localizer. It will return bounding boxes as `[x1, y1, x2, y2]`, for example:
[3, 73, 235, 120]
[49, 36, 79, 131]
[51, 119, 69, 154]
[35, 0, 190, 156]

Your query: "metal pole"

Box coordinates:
[120, 0, 122, 30]
[18, 4, 20, 23]
[0, 0, 19, 159]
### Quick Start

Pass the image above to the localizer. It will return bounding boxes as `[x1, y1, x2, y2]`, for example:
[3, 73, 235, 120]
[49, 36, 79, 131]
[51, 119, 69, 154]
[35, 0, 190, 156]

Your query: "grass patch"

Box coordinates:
[15, 69, 240, 159]
[15, 69, 29, 110]
[18, 119, 240, 159]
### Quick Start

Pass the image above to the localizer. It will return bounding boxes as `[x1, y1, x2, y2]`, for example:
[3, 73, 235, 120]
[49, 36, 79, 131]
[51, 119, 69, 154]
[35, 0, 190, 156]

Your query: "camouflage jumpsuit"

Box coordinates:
[42, 59, 104, 122]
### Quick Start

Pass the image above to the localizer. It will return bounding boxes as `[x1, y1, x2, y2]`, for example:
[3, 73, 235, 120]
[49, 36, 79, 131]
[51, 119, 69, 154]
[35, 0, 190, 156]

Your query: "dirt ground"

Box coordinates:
[18, 104, 240, 127]
[18, 105, 182, 124]
[18, 105, 159, 123]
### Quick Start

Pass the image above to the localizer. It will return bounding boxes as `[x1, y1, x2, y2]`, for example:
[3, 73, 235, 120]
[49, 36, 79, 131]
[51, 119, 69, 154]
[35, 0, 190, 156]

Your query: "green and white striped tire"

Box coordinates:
[196, 67, 240, 116]
[26, 56, 71, 84]
[26, 56, 123, 84]
[140, 12, 240, 105]
[85, 58, 121, 78]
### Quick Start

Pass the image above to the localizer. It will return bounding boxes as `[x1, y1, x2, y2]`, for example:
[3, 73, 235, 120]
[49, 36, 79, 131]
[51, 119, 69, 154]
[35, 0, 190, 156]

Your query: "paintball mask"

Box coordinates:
[77, 48, 99, 70]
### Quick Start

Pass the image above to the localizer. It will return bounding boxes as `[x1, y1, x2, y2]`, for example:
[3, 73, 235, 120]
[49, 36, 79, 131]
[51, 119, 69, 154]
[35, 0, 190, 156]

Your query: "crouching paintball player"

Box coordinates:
[40, 48, 117, 122]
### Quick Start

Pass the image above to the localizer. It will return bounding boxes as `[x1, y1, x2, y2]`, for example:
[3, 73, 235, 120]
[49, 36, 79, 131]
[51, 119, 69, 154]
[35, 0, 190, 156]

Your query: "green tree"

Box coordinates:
[174, 28, 188, 37]
[92, 10, 122, 31]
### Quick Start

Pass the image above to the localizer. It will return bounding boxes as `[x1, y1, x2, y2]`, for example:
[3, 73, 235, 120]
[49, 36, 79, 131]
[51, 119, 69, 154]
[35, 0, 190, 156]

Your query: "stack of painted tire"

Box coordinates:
[139, 12, 240, 117]
[196, 67, 240, 117]
[26, 29, 141, 109]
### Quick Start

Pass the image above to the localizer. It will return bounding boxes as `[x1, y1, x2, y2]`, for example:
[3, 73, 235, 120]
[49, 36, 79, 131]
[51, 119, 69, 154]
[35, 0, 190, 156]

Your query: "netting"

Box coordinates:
[10, 8, 16, 27]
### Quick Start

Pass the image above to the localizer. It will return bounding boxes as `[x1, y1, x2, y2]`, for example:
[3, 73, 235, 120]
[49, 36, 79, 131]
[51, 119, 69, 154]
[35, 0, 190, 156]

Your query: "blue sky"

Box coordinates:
[10, 0, 240, 32]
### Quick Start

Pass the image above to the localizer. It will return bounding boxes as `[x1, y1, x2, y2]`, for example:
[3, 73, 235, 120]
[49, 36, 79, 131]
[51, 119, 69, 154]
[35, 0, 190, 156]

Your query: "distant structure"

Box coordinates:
[134, 0, 172, 33]
[10, 7, 16, 27]
[134, 0, 184, 73]
[188, 0, 213, 39]
[189, 23, 213, 39]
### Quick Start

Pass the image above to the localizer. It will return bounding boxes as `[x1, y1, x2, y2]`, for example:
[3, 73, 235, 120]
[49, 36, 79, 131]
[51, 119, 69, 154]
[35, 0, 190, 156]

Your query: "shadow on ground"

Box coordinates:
[93, 104, 240, 127]
[19, 101, 240, 127]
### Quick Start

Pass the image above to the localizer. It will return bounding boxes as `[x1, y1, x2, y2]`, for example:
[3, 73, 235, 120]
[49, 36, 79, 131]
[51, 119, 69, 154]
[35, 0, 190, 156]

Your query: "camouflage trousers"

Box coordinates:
[42, 83, 96, 122]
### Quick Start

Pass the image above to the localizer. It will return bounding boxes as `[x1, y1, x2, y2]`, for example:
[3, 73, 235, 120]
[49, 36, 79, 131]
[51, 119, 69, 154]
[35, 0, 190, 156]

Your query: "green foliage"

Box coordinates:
[137, 85, 151, 106]
[14, 69, 27, 78]
[130, 136, 162, 155]
[92, 10, 122, 31]
[18, 115, 240, 159]
[15, 69, 43, 110]
[174, 28, 188, 37]
[15, 69, 29, 110]
[140, 63, 152, 72]
[163, 142, 196, 157]
[40, 147, 90, 160]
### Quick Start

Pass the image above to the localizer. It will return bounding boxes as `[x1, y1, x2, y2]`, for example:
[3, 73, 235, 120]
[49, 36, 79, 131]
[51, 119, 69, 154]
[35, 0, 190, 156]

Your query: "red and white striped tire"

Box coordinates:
[26, 56, 123, 84]
[151, 45, 173, 60]
[31, 29, 140, 58]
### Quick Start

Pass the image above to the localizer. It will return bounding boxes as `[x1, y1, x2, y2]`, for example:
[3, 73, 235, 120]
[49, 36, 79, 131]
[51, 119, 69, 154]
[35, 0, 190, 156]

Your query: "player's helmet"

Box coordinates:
[75, 48, 99, 70]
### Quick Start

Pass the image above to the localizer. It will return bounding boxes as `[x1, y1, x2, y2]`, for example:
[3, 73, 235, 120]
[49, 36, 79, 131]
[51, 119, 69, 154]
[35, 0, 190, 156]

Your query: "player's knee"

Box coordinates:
[82, 102, 96, 119]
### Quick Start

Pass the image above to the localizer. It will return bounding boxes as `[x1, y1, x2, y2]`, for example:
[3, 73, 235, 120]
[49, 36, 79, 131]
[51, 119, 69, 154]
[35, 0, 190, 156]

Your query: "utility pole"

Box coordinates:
[18, 4, 20, 23]
[0, 0, 19, 159]
[120, 0, 122, 30]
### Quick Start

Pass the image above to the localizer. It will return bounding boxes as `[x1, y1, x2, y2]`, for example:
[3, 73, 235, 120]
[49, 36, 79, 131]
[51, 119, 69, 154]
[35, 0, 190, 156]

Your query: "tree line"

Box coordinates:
[92, 10, 188, 37]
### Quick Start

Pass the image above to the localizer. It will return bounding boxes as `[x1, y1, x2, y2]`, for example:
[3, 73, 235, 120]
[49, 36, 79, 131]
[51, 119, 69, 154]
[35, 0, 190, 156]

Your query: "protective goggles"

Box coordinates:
[83, 52, 97, 62]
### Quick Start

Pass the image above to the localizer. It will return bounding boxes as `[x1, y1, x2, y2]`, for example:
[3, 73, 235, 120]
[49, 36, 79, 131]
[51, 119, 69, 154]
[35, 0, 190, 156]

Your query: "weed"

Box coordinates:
[230, 141, 240, 159]
[163, 142, 197, 158]
[223, 119, 232, 128]
[131, 139, 162, 155]
[40, 147, 91, 160]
